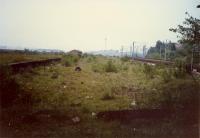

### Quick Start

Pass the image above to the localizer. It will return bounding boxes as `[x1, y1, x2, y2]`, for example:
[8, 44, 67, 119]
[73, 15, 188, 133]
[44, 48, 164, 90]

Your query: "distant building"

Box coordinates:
[67, 50, 82, 56]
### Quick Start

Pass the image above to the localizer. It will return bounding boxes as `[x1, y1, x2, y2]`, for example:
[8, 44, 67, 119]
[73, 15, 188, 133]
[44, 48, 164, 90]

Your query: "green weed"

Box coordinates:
[143, 64, 156, 78]
[62, 54, 80, 67]
[101, 92, 115, 100]
[104, 60, 118, 73]
[120, 56, 130, 62]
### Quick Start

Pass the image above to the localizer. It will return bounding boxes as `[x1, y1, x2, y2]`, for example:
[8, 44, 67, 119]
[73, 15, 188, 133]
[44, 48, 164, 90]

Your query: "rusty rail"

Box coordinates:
[132, 57, 200, 73]
[132, 57, 174, 65]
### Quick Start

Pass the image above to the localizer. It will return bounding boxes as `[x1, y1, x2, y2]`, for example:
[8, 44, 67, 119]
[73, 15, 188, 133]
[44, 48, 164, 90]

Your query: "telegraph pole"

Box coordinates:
[160, 44, 162, 59]
[130, 46, 132, 57]
[136, 46, 138, 57]
[121, 45, 124, 57]
[132, 41, 135, 58]
[191, 48, 193, 71]
[143, 45, 146, 58]
[164, 40, 167, 61]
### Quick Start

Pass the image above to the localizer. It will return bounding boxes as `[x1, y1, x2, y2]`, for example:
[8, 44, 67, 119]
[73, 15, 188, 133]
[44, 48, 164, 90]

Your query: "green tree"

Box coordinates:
[169, 12, 200, 64]
[169, 12, 200, 45]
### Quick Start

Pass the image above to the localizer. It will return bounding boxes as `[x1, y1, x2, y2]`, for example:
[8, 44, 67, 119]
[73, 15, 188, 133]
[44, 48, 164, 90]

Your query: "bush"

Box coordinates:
[120, 56, 130, 62]
[173, 59, 186, 78]
[51, 72, 59, 79]
[161, 68, 173, 82]
[158, 80, 199, 109]
[87, 55, 96, 63]
[143, 64, 156, 78]
[132, 63, 143, 73]
[82, 53, 88, 58]
[91, 63, 104, 73]
[104, 60, 118, 73]
[139, 79, 199, 110]
[62, 55, 80, 67]
[81, 106, 90, 113]
[121, 64, 129, 71]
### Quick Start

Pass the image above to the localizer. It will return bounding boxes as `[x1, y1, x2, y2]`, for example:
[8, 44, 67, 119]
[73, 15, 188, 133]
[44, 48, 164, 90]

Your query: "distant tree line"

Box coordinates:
[146, 41, 176, 60]
[0, 48, 65, 55]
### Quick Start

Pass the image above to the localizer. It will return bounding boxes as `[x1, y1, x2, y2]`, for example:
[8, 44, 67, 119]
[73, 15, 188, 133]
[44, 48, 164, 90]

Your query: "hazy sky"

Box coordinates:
[0, 0, 199, 52]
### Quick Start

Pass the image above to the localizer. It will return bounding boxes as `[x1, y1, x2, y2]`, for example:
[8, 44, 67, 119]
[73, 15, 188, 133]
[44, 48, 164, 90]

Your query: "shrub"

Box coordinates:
[81, 106, 90, 113]
[91, 63, 104, 73]
[87, 55, 96, 63]
[122, 64, 129, 71]
[139, 79, 199, 110]
[104, 60, 118, 73]
[161, 68, 173, 82]
[173, 59, 186, 78]
[158, 80, 199, 109]
[51, 72, 59, 79]
[82, 53, 88, 58]
[143, 64, 156, 78]
[132, 63, 143, 73]
[121, 56, 130, 62]
[62, 55, 80, 67]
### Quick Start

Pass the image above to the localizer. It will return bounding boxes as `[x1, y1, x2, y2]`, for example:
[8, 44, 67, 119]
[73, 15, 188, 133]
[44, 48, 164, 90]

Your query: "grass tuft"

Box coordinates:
[104, 60, 118, 73]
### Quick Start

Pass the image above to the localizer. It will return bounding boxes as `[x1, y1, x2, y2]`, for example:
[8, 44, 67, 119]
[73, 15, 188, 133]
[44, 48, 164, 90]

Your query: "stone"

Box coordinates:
[131, 100, 136, 106]
[92, 112, 96, 116]
[85, 96, 93, 99]
[85, 96, 90, 99]
[72, 116, 80, 123]
[75, 66, 81, 71]
[71, 100, 81, 106]
[51, 72, 58, 79]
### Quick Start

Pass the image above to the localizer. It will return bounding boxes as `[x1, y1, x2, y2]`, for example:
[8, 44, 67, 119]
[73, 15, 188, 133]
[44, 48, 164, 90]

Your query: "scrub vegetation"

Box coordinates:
[0, 53, 199, 138]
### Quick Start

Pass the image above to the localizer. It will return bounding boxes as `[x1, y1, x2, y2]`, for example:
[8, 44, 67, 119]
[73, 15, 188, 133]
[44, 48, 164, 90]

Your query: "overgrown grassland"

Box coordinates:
[1, 55, 199, 138]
